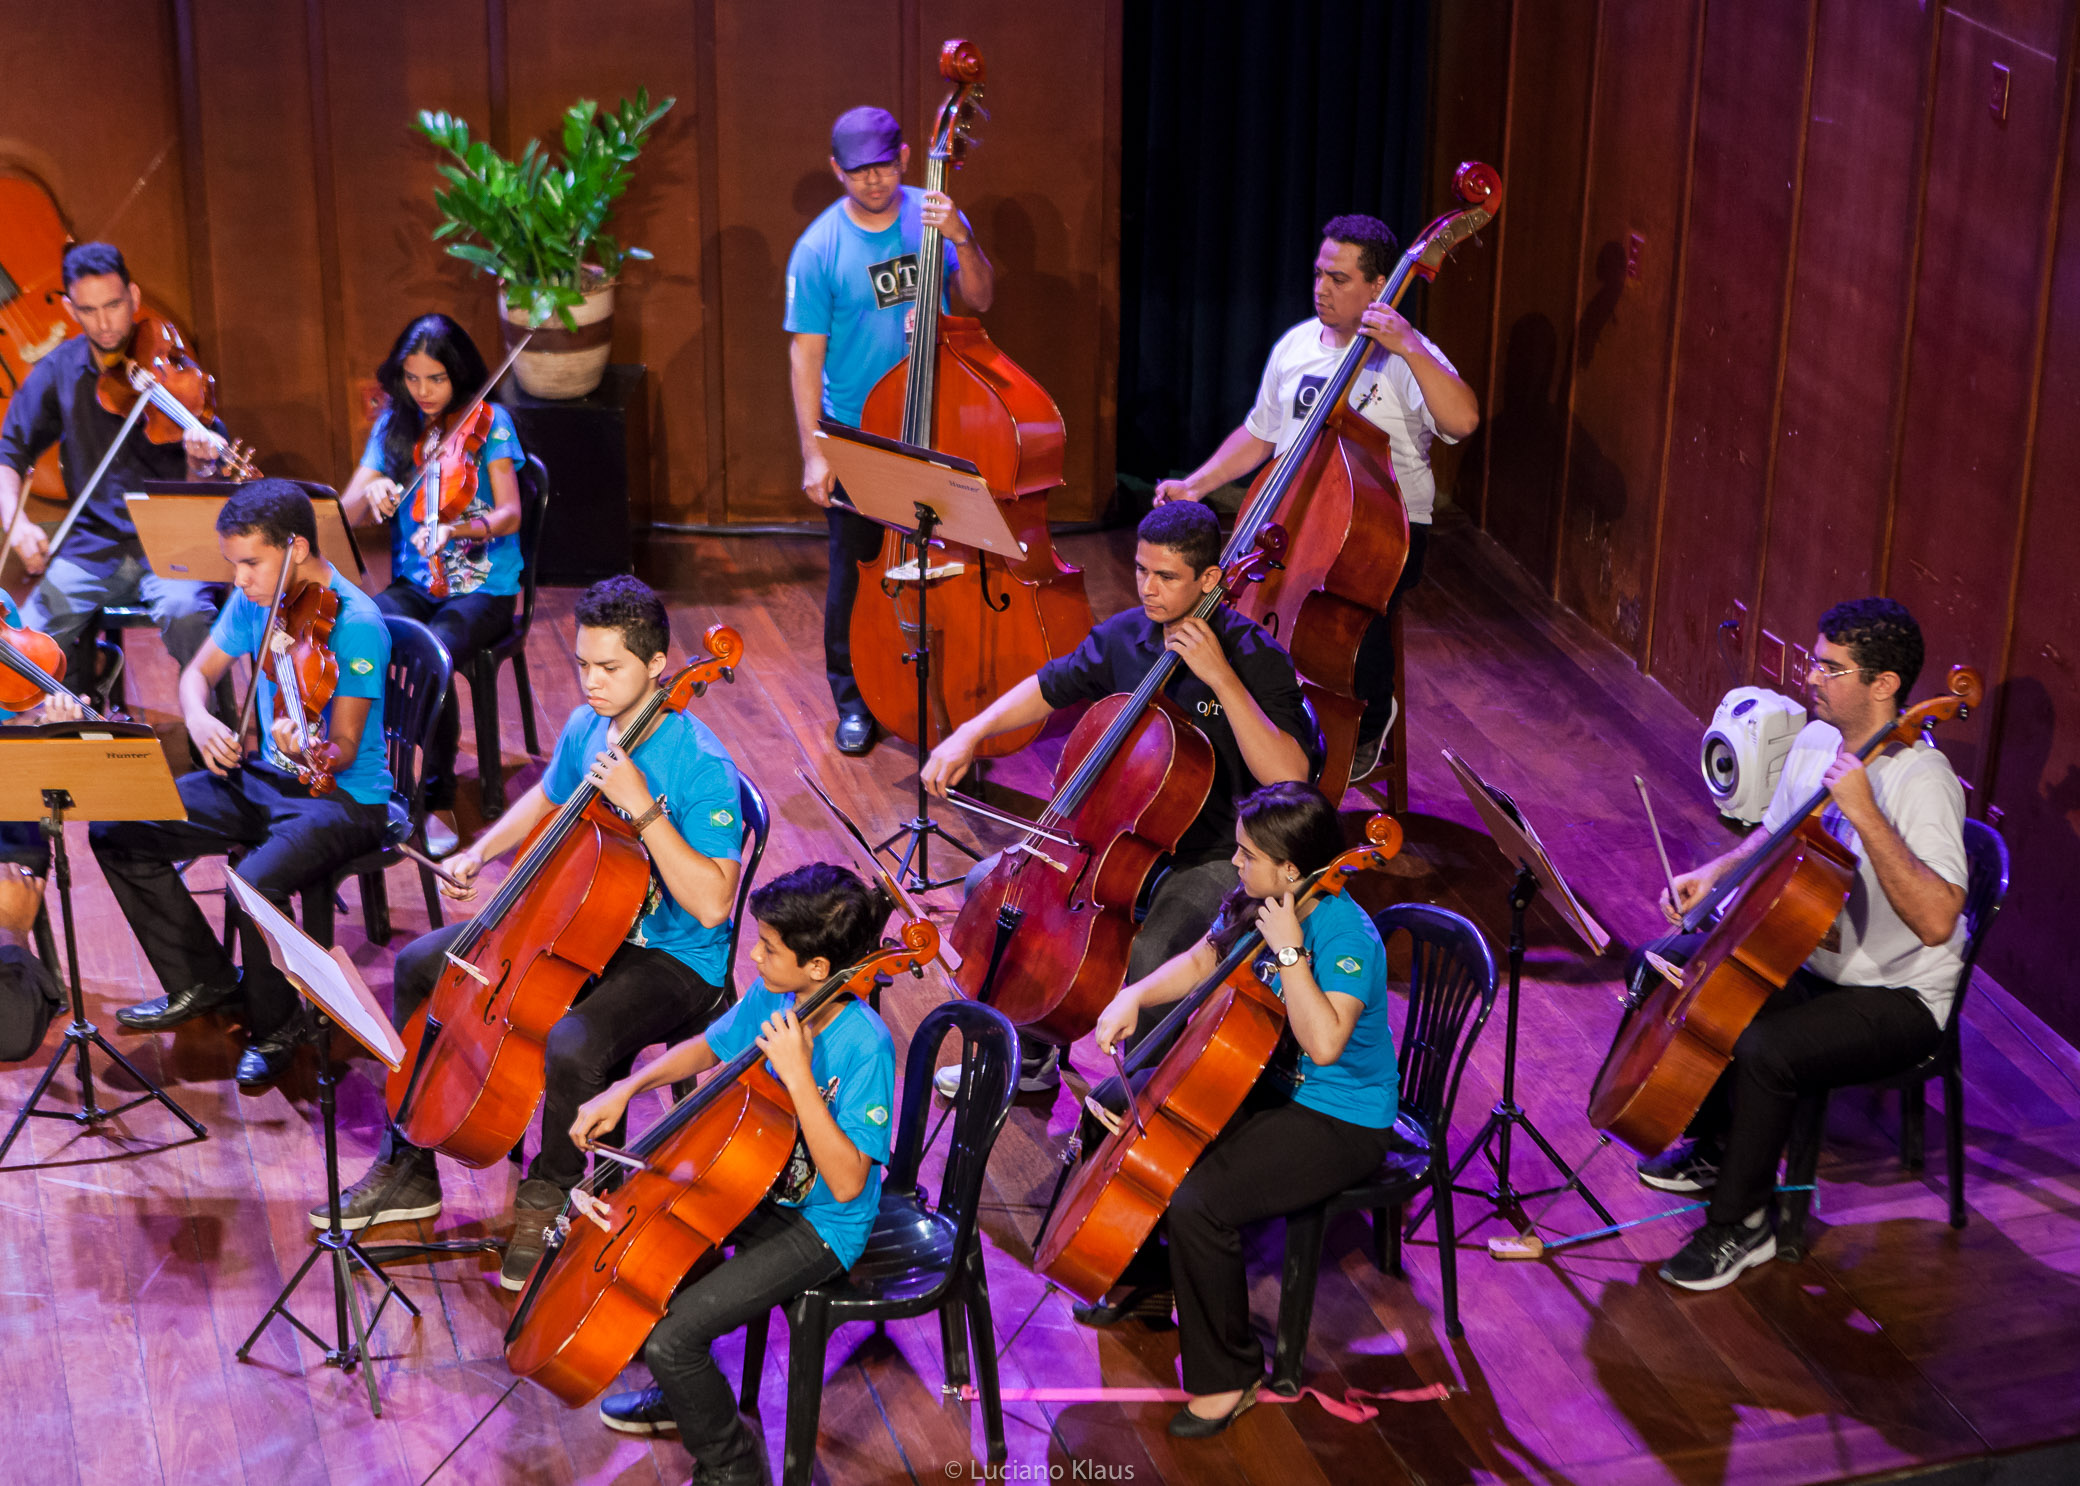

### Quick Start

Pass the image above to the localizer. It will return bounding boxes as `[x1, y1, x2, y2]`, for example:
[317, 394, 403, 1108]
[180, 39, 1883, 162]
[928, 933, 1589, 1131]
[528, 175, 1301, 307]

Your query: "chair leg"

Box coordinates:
[469, 659, 506, 819]
[417, 863, 444, 934]
[939, 1295, 972, 1390]
[1944, 1068, 1967, 1230]
[740, 1306, 771, 1412]
[781, 1297, 829, 1486]
[1433, 1164, 1461, 1341]
[359, 871, 392, 947]
[1778, 1093, 1827, 1263]
[965, 1251, 1006, 1463]
[1269, 1204, 1327, 1396]
[1382, 1205, 1403, 1278]
[512, 654, 540, 756]
[1900, 1083, 1926, 1171]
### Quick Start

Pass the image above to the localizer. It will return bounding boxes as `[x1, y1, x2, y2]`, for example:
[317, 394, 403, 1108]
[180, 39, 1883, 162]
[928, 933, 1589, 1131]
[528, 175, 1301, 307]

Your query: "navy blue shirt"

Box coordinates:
[0, 333, 221, 572]
[1036, 606, 1325, 862]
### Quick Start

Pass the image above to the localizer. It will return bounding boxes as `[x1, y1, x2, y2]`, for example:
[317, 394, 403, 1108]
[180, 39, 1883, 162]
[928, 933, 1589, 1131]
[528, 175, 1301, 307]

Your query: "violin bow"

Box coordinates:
[230, 538, 299, 758]
[28, 390, 154, 577]
[794, 766, 963, 976]
[390, 331, 533, 515]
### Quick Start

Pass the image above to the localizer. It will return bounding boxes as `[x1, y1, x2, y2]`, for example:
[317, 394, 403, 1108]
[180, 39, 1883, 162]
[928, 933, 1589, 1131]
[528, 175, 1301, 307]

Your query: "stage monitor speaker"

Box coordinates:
[496, 364, 646, 585]
[1701, 686, 1806, 823]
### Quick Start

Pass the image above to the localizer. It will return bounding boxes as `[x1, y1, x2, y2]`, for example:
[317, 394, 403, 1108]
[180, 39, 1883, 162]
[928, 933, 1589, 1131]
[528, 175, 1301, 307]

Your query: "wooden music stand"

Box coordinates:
[126, 481, 366, 581]
[0, 724, 205, 1165]
[1405, 749, 1618, 1239]
[817, 421, 1025, 892]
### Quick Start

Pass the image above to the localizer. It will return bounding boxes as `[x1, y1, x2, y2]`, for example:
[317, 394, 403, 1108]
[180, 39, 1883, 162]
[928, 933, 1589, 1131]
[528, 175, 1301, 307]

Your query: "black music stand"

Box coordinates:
[0, 724, 206, 1165]
[1407, 749, 1617, 1237]
[817, 421, 1028, 893]
[224, 873, 422, 1416]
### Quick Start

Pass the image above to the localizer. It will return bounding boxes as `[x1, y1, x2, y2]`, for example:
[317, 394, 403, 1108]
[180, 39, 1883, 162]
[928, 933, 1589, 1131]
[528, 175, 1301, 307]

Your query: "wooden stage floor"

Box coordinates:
[3, 517, 2077, 1485]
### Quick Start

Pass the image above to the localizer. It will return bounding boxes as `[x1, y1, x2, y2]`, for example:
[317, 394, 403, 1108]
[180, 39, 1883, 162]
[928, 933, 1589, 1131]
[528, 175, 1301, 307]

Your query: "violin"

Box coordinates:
[1587, 666, 1983, 1155]
[261, 580, 345, 795]
[1221, 162, 1501, 799]
[848, 39, 1094, 756]
[94, 312, 259, 478]
[1033, 817, 1403, 1302]
[0, 609, 106, 721]
[503, 918, 939, 1406]
[385, 625, 745, 1167]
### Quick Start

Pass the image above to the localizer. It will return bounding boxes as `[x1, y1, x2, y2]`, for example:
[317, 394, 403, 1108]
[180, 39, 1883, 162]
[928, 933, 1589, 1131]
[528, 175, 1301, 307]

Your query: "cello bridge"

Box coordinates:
[1006, 842, 1068, 874]
[883, 557, 966, 583]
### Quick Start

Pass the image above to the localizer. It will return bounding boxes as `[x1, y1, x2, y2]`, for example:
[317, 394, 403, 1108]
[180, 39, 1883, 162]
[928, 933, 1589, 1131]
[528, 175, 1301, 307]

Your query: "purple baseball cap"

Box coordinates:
[831, 106, 903, 171]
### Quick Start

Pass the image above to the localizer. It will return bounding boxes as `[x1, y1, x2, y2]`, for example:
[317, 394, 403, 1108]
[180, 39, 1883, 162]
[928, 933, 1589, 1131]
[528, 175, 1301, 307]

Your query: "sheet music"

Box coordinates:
[226, 872, 406, 1068]
[1443, 748, 1611, 955]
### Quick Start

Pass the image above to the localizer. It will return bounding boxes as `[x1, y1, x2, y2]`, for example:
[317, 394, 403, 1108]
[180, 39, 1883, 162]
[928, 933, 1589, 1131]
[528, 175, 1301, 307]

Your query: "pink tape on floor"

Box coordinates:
[957, 1380, 1452, 1423]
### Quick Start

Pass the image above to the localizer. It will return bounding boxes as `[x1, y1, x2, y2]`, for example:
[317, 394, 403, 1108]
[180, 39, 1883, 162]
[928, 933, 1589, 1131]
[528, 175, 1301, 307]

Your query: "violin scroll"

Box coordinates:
[1220, 523, 1288, 591]
[660, 624, 746, 711]
[1409, 161, 1506, 282]
[1883, 664, 1984, 749]
[929, 39, 988, 167]
[1310, 814, 1406, 898]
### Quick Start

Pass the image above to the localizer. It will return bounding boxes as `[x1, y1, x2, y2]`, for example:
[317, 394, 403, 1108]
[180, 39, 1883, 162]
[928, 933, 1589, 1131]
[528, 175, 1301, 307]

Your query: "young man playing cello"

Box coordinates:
[92, 480, 393, 1085]
[1636, 598, 1968, 1290]
[1154, 214, 1478, 778]
[921, 501, 1323, 1092]
[321, 576, 745, 1290]
[569, 863, 898, 1486]
[787, 104, 993, 756]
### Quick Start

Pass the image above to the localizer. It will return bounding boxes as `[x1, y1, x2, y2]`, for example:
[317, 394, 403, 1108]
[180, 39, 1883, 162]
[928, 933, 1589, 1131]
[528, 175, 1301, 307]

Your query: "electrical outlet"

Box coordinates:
[1726, 599, 1747, 651]
[1788, 642, 1813, 687]
[1759, 630, 1784, 683]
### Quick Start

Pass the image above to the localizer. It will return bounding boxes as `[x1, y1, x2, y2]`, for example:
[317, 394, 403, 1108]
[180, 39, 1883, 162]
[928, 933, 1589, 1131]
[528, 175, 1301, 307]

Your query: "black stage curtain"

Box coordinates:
[1117, 0, 1431, 487]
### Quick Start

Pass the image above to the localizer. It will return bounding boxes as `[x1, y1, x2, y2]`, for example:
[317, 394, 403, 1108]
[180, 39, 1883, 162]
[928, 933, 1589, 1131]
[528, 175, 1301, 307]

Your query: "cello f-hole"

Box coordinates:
[979, 561, 1011, 614]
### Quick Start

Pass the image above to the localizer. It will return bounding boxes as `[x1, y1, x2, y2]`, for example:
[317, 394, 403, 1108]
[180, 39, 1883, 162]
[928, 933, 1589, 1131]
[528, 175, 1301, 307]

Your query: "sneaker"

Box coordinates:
[1350, 699, 1400, 785]
[599, 1384, 678, 1436]
[1637, 1137, 1721, 1193]
[309, 1155, 443, 1231]
[502, 1177, 565, 1291]
[932, 1062, 963, 1101]
[424, 813, 459, 858]
[1018, 1041, 1061, 1095]
[1658, 1211, 1776, 1291]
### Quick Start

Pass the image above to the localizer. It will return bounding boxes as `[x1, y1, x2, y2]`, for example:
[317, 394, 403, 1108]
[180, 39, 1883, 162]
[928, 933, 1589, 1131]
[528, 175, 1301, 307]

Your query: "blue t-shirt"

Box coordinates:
[209, 568, 394, 806]
[1262, 892, 1398, 1129]
[701, 978, 896, 1269]
[782, 185, 962, 426]
[541, 704, 744, 983]
[359, 403, 524, 598]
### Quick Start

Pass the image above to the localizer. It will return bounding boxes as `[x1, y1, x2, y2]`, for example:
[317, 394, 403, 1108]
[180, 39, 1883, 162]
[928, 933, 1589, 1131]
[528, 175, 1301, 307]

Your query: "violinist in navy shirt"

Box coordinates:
[571, 862, 898, 1484]
[785, 104, 994, 756]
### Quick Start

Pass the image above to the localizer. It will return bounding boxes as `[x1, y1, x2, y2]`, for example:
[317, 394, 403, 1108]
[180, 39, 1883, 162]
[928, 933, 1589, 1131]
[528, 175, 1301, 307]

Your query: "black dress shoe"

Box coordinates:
[1168, 1379, 1260, 1438]
[834, 712, 876, 755]
[116, 980, 239, 1033]
[1071, 1285, 1175, 1330]
[235, 1020, 306, 1085]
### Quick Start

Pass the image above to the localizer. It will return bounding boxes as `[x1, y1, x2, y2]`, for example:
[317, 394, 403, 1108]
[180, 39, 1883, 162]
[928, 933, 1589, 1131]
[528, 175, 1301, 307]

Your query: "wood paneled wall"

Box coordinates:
[1433, 0, 2080, 1043]
[0, 0, 1119, 526]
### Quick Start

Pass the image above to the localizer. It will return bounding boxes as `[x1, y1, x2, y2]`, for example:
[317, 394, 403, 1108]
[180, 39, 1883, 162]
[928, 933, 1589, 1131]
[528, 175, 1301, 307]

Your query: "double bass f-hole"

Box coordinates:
[978, 560, 1010, 613]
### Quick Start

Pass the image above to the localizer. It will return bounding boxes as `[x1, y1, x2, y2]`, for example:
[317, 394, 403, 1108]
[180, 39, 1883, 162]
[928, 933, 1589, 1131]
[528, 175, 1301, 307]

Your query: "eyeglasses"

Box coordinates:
[1808, 659, 1868, 682]
[843, 161, 901, 181]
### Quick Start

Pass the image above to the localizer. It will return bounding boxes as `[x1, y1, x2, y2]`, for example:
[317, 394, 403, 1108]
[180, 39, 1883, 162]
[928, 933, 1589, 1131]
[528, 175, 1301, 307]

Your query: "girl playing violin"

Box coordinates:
[342, 314, 524, 848]
[569, 862, 897, 1485]
[1084, 781, 1400, 1438]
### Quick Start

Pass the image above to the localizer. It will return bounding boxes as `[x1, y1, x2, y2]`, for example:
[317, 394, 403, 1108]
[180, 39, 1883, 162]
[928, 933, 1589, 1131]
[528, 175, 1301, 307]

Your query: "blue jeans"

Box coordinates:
[24, 546, 230, 718]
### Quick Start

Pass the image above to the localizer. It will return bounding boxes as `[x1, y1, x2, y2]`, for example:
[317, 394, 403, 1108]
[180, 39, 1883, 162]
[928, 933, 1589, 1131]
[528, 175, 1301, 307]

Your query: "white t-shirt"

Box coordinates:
[1243, 317, 1458, 523]
[1758, 720, 1969, 1026]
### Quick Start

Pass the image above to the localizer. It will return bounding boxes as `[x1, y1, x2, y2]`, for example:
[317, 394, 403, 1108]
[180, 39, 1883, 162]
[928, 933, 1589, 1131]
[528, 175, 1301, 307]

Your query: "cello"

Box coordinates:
[1587, 666, 1983, 1155]
[0, 173, 82, 501]
[1035, 816, 1403, 1303]
[1221, 162, 1502, 799]
[385, 625, 744, 1166]
[503, 918, 939, 1406]
[945, 540, 1285, 1045]
[847, 39, 1093, 756]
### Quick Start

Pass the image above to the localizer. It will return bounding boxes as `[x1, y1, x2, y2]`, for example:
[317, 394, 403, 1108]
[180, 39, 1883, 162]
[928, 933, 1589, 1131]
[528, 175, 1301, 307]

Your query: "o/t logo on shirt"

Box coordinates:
[867, 254, 921, 310]
[1292, 374, 1328, 419]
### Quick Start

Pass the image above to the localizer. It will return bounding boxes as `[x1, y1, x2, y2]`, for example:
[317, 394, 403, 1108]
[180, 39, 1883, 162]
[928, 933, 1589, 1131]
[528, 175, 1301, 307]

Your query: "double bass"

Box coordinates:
[503, 919, 939, 1405]
[1034, 817, 1403, 1303]
[1587, 666, 1983, 1155]
[1221, 162, 1502, 799]
[385, 626, 744, 1166]
[0, 173, 80, 500]
[847, 39, 1093, 756]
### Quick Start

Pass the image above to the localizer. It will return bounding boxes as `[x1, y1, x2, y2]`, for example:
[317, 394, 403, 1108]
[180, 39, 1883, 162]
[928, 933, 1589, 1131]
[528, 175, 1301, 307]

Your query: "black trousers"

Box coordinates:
[1632, 932, 1943, 1224]
[372, 583, 516, 808]
[1352, 519, 1429, 728]
[823, 498, 884, 718]
[383, 921, 730, 1189]
[90, 764, 389, 1037]
[643, 1200, 842, 1474]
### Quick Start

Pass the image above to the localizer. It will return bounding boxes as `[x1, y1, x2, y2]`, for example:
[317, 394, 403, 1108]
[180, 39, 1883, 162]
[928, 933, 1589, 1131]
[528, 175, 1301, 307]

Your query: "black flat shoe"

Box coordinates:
[116, 980, 239, 1032]
[1070, 1285, 1175, 1331]
[235, 1020, 306, 1085]
[834, 712, 876, 755]
[1168, 1379, 1260, 1438]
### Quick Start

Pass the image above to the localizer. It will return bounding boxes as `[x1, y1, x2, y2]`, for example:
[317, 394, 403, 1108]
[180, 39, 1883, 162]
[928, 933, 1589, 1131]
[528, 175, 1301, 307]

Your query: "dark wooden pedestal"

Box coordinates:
[496, 363, 648, 584]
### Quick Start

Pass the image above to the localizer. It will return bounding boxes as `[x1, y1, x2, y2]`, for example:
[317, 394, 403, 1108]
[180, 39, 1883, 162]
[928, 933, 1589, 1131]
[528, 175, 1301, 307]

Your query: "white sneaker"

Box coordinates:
[932, 1063, 962, 1100]
[1350, 699, 1401, 785]
[424, 813, 459, 857]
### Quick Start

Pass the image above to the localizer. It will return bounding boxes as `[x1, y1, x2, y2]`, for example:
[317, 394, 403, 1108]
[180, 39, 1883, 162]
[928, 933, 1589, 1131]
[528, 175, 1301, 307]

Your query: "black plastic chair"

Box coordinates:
[464, 453, 550, 819]
[737, 998, 1018, 1485]
[1777, 817, 2011, 1260]
[1268, 903, 1498, 1389]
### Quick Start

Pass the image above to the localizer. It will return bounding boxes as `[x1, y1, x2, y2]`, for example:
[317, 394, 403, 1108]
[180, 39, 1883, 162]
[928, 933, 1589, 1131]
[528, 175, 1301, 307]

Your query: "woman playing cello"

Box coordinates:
[1081, 782, 1399, 1437]
[341, 313, 525, 848]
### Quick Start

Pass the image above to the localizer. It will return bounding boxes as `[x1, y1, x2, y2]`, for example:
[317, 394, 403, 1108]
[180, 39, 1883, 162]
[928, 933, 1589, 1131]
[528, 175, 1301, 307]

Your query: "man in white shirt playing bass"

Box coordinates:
[1154, 213, 1477, 779]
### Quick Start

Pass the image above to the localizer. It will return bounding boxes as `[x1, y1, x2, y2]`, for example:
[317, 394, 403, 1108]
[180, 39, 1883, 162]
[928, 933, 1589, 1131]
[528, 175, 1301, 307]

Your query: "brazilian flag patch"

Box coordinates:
[867, 1106, 889, 1125]
[710, 807, 734, 828]
[350, 657, 375, 676]
[1335, 955, 1362, 976]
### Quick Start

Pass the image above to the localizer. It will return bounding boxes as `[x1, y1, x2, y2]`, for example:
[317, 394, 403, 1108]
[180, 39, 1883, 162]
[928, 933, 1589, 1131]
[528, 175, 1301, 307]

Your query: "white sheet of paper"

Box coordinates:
[226, 872, 406, 1069]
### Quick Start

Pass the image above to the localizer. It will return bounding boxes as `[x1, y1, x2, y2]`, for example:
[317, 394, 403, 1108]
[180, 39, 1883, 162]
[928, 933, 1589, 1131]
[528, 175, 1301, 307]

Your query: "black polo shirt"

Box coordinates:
[1036, 604, 1325, 864]
[0, 332, 209, 573]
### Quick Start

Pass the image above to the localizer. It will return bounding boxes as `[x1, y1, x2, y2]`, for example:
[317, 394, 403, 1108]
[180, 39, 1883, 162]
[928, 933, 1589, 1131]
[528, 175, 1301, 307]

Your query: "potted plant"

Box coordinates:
[415, 90, 675, 399]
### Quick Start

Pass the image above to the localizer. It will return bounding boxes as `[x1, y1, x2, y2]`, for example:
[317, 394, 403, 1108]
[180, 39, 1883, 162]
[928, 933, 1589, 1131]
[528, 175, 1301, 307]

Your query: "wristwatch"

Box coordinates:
[1274, 945, 1303, 968]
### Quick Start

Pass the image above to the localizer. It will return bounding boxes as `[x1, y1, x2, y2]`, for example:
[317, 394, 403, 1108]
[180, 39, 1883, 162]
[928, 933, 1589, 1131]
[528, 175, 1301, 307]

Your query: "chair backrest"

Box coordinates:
[512, 453, 553, 645]
[1941, 818, 2012, 1039]
[719, 773, 772, 993]
[1376, 903, 1499, 1140]
[378, 614, 454, 822]
[887, 999, 1018, 1262]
